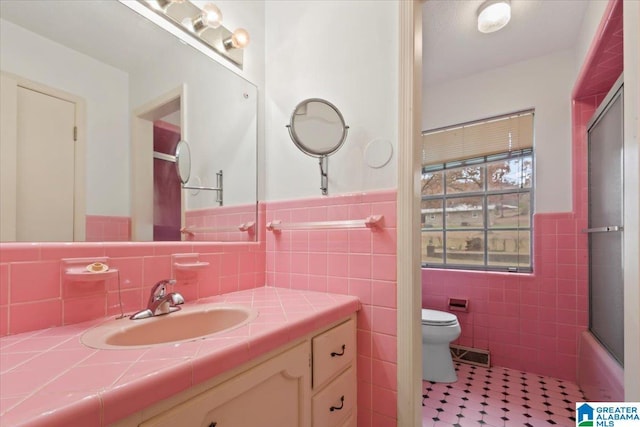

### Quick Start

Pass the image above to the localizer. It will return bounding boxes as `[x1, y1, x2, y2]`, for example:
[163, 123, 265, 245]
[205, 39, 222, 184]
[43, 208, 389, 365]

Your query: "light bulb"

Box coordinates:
[477, 0, 511, 34]
[230, 28, 250, 49]
[201, 3, 222, 29]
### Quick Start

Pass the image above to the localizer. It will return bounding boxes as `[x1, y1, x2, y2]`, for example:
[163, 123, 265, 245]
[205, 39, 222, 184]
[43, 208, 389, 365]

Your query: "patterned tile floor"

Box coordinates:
[422, 363, 586, 426]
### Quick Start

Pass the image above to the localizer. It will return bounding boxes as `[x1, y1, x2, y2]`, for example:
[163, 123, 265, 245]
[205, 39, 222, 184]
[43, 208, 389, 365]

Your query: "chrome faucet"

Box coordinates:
[130, 279, 184, 320]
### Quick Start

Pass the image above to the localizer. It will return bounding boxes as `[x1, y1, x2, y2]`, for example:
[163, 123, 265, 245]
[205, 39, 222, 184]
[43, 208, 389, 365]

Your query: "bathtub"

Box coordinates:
[577, 330, 624, 401]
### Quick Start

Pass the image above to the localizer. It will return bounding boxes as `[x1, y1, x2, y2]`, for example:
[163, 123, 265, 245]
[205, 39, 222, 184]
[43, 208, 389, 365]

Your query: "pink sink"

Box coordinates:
[81, 303, 258, 349]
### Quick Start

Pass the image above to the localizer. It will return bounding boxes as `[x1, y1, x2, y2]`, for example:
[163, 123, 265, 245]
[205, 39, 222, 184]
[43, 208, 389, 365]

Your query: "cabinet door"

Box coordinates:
[141, 343, 310, 427]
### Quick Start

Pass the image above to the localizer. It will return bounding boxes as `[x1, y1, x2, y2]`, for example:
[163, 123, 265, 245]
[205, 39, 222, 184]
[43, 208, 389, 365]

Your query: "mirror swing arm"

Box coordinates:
[286, 126, 338, 196]
[318, 155, 329, 196]
[286, 98, 349, 196]
[154, 140, 223, 206]
[182, 170, 223, 206]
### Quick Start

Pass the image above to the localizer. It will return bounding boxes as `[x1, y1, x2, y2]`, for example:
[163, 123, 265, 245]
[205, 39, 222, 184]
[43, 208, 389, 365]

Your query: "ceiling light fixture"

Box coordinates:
[477, 0, 511, 34]
[144, 0, 249, 68]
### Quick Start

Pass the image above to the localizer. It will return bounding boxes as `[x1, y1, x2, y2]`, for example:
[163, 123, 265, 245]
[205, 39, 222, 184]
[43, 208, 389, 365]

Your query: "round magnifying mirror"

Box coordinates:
[175, 140, 191, 185]
[288, 98, 348, 157]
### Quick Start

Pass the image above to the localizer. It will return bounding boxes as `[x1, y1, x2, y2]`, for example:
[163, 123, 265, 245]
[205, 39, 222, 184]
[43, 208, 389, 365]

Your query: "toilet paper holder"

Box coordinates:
[448, 297, 468, 312]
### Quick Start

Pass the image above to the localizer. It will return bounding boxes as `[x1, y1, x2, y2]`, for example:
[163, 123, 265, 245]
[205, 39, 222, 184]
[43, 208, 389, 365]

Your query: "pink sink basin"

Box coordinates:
[81, 303, 258, 349]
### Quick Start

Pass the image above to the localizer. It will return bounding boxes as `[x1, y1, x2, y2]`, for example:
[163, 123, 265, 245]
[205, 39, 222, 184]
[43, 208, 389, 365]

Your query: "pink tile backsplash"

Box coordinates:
[9, 299, 62, 335]
[0, 241, 265, 336]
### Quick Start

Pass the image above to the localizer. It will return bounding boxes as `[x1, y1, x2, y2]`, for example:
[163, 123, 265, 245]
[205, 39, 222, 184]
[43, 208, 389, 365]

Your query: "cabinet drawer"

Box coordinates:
[312, 319, 355, 388]
[312, 366, 356, 427]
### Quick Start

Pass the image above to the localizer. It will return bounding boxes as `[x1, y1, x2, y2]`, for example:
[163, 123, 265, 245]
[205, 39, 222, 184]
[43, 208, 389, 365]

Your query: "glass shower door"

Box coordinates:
[586, 80, 624, 365]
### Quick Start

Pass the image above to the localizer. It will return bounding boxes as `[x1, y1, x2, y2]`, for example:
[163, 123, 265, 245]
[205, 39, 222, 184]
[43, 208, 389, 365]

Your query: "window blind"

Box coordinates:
[422, 111, 534, 165]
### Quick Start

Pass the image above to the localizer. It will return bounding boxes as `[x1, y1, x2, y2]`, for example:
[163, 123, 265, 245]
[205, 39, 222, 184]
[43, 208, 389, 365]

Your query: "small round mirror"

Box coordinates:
[175, 140, 191, 185]
[288, 98, 348, 157]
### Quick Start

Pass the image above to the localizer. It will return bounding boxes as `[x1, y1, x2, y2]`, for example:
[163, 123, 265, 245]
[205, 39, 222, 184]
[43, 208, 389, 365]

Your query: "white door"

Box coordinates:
[16, 86, 76, 241]
[0, 73, 83, 242]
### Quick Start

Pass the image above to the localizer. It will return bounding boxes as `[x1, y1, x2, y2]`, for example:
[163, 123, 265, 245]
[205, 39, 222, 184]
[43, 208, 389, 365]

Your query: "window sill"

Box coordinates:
[421, 266, 534, 277]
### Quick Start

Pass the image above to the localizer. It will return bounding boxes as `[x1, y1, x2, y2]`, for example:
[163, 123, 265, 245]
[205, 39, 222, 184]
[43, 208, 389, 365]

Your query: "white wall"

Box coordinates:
[264, 1, 399, 201]
[422, 49, 576, 213]
[0, 19, 130, 216]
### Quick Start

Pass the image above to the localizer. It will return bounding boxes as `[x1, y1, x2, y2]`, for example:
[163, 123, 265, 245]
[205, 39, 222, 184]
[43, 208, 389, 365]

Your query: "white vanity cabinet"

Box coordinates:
[140, 342, 310, 427]
[114, 315, 357, 427]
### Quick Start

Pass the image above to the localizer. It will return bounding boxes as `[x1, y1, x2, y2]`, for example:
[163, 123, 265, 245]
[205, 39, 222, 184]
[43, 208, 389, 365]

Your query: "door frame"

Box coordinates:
[0, 72, 86, 241]
[130, 85, 186, 241]
[397, 1, 422, 425]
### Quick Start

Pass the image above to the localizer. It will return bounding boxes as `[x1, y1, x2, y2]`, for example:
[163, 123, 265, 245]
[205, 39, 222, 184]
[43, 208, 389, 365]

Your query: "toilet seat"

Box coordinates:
[421, 309, 458, 326]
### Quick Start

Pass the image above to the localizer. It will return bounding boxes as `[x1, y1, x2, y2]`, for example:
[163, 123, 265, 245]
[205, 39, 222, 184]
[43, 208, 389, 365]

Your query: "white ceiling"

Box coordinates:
[423, 0, 591, 86]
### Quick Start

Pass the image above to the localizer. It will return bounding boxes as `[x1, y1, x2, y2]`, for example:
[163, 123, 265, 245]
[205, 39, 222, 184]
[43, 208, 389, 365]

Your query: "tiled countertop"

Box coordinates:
[0, 286, 360, 426]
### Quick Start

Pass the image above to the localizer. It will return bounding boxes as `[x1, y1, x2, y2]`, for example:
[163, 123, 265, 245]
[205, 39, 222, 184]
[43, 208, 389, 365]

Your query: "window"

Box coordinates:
[421, 112, 534, 272]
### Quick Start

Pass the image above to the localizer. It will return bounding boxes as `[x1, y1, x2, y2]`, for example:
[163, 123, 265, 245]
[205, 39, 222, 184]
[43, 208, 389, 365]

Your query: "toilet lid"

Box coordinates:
[421, 309, 458, 326]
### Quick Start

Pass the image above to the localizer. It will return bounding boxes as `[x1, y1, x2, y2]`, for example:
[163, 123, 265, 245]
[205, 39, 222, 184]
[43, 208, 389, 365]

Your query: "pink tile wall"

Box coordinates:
[264, 190, 397, 427]
[85, 215, 131, 242]
[0, 205, 267, 336]
[184, 203, 257, 242]
[422, 212, 587, 382]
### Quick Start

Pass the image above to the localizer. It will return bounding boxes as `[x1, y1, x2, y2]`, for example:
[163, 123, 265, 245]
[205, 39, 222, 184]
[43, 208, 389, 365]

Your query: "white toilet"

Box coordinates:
[421, 308, 461, 383]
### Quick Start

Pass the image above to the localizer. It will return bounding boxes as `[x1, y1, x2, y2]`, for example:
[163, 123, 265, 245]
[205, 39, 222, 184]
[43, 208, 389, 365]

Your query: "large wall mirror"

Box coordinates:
[0, 0, 258, 243]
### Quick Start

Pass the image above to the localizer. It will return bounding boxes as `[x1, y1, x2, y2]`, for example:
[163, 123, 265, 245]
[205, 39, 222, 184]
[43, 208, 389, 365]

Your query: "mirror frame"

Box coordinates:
[287, 98, 349, 157]
[175, 140, 191, 185]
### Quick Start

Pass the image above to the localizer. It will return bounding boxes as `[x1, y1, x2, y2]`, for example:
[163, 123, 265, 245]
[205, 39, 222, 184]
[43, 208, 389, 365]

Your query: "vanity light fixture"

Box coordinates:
[143, 0, 249, 68]
[192, 3, 223, 32]
[223, 28, 250, 50]
[477, 0, 511, 34]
